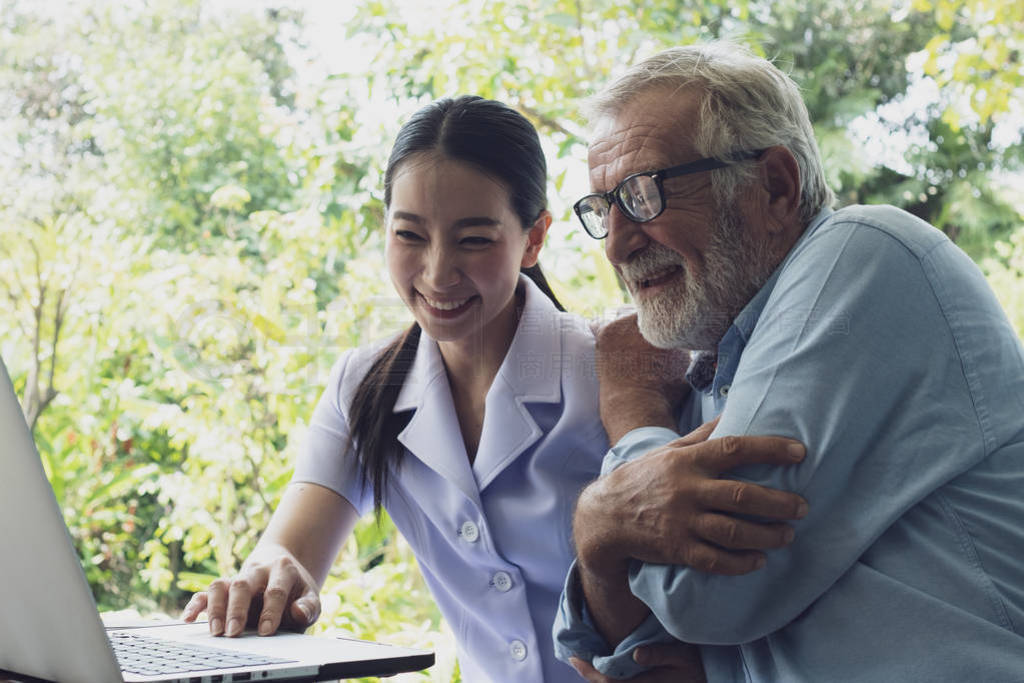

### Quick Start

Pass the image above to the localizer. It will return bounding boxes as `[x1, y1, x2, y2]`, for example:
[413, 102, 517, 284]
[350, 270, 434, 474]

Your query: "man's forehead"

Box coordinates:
[588, 120, 673, 164]
[586, 88, 700, 186]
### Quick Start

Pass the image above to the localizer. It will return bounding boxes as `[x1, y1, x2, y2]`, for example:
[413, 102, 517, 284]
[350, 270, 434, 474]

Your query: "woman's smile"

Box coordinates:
[386, 156, 534, 346]
[417, 291, 480, 318]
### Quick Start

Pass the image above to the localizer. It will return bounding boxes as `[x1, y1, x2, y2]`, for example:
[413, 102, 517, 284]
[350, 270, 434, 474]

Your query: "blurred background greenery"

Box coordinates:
[1, 0, 1021, 680]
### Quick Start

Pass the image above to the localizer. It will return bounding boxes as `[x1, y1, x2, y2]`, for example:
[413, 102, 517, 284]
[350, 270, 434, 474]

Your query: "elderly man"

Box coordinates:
[554, 42, 1024, 681]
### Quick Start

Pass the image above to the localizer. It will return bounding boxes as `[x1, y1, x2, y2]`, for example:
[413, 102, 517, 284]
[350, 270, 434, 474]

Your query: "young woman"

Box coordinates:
[182, 96, 609, 681]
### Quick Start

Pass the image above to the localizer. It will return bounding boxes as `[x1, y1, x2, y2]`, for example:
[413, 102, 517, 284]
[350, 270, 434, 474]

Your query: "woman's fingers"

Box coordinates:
[258, 561, 304, 635]
[224, 574, 260, 637]
[204, 577, 232, 635]
[180, 591, 208, 622]
[181, 556, 321, 638]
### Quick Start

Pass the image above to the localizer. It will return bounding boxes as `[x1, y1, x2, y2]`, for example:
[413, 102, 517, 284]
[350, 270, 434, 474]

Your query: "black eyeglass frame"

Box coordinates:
[573, 150, 765, 239]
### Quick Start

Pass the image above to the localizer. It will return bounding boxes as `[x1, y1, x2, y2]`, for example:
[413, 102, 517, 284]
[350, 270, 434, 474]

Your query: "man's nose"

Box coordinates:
[604, 206, 648, 265]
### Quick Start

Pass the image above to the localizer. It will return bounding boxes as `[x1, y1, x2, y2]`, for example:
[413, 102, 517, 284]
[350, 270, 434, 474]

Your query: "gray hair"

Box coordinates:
[587, 42, 835, 225]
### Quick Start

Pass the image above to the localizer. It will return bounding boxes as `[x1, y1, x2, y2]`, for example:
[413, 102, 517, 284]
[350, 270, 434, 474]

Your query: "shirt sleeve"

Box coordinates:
[551, 426, 683, 677]
[290, 349, 373, 516]
[629, 217, 992, 645]
[598, 426, 682, 475]
[553, 560, 681, 679]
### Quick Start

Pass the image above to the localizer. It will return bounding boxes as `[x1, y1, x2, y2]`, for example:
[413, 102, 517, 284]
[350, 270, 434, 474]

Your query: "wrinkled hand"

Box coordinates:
[575, 417, 808, 583]
[181, 551, 321, 637]
[596, 314, 691, 442]
[569, 641, 705, 683]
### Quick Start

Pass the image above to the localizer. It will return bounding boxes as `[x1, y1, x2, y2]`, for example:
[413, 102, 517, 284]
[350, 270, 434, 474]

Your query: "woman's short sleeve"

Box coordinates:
[290, 348, 373, 516]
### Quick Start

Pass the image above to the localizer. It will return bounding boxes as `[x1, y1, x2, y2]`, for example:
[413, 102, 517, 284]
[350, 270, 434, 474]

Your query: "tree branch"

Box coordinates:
[23, 239, 45, 430]
[517, 102, 583, 141]
[573, 0, 591, 81]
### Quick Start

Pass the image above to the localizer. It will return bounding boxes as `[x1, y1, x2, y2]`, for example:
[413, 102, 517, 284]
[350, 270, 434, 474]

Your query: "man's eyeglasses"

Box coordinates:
[573, 151, 764, 239]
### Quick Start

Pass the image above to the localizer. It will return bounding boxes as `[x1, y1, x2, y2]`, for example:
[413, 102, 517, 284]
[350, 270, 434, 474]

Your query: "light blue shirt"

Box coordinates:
[293, 275, 608, 683]
[554, 205, 1024, 681]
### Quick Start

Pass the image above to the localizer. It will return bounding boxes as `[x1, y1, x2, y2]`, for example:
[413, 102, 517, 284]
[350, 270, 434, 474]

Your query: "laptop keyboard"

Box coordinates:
[108, 631, 296, 676]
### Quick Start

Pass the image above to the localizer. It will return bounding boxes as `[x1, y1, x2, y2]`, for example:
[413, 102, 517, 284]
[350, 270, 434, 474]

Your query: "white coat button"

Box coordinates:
[492, 571, 513, 592]
[719, 384, 730, 398]
[509, 640, 527, 661]
[460, 521, 479, 543]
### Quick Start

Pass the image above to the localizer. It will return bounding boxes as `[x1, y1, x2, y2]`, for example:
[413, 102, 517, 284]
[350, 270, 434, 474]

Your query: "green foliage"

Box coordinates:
[915, 0, 1024, 126]
[985, 225, 1024, 335]
[1, 1, 1021, 681]
[77, 0, 301, 247]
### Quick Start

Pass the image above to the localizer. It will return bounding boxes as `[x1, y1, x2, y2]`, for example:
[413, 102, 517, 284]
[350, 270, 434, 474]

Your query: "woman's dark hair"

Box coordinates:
[348, 95, 564, 514]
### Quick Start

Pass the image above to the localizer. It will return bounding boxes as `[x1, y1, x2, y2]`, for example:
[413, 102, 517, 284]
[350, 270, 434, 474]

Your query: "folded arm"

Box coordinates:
[577, 315, 808, 649]
[573, 421, 808, 646]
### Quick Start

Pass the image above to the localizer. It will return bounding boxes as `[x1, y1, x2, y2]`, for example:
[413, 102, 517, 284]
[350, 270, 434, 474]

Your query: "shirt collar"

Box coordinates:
[493, 273, 565, 404]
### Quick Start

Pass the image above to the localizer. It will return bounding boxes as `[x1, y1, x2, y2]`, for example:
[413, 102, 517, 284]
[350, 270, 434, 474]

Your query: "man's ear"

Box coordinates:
[521, 210, 552, 268]
[758, 146, 801, 234]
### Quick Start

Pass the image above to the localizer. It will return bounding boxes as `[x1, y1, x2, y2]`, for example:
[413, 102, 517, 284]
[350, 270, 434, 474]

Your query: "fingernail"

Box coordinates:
[295, 602, 311, 622]
[632, 647, 646, 665]
[756, 555, 766, 569]
[227, 618, 242, 636]
[784, 527, 796, 543]
[259, 619, 273, 636]
[210, 618, 223, 635]
[797, 500, 809, 518]
[788, 443, 806, 461]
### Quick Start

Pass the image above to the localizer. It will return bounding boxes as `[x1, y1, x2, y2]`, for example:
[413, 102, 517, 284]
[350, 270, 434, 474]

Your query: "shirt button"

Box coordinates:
[492, 571, 513, 592]
[719, 384, 730, 398]
[509, 640, 527, 661]
[460, 521, 479, 543]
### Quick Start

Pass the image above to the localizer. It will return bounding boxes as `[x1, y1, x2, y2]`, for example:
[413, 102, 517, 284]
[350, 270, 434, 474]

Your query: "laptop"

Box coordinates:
[0, 356, 434, 682]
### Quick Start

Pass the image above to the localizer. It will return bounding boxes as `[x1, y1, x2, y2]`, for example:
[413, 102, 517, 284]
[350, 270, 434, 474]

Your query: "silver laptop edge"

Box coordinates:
[0, 357, 124, 682]
[0, 356, 433, 683]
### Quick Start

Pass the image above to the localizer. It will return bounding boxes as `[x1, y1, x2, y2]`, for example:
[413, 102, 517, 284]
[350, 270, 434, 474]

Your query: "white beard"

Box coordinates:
[623, 203, 778, 350]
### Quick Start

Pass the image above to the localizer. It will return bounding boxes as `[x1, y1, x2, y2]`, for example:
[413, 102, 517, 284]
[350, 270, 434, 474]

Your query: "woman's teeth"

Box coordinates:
[423, 295, 470, 310]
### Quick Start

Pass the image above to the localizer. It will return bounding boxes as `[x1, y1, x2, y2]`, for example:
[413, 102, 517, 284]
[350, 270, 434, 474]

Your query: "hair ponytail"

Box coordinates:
[521, 264, 564, 312]
[346, 323, 421, 516]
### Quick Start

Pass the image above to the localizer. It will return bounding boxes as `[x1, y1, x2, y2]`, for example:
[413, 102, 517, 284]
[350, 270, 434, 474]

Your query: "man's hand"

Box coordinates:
[573, 418, 808, 644]
[576, 417, 807, 580]
[597, 314, 691, 442]
[569, 641, 705, 683]
[181, 550, 321, 637]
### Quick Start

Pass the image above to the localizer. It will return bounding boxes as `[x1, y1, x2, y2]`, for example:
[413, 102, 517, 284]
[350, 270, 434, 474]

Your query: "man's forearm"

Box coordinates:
[600, 387, 678, 444]
[595, 314, 690, 444]
[573, 476, 652, 647]
[576, 556, 651, 647]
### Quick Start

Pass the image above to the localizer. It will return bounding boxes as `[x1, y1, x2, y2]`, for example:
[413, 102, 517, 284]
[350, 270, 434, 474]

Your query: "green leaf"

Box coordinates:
[176, 571, 220, 593]
[543, 12, 577, 28]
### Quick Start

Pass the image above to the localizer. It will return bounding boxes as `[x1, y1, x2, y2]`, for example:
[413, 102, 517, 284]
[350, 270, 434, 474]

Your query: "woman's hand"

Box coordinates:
[181, 550, 321, 637]
[181, 483, 358, 638]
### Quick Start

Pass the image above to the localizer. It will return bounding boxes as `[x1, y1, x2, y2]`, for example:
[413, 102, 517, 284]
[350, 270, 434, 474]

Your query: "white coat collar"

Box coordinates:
[393, 274, 565, 499]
